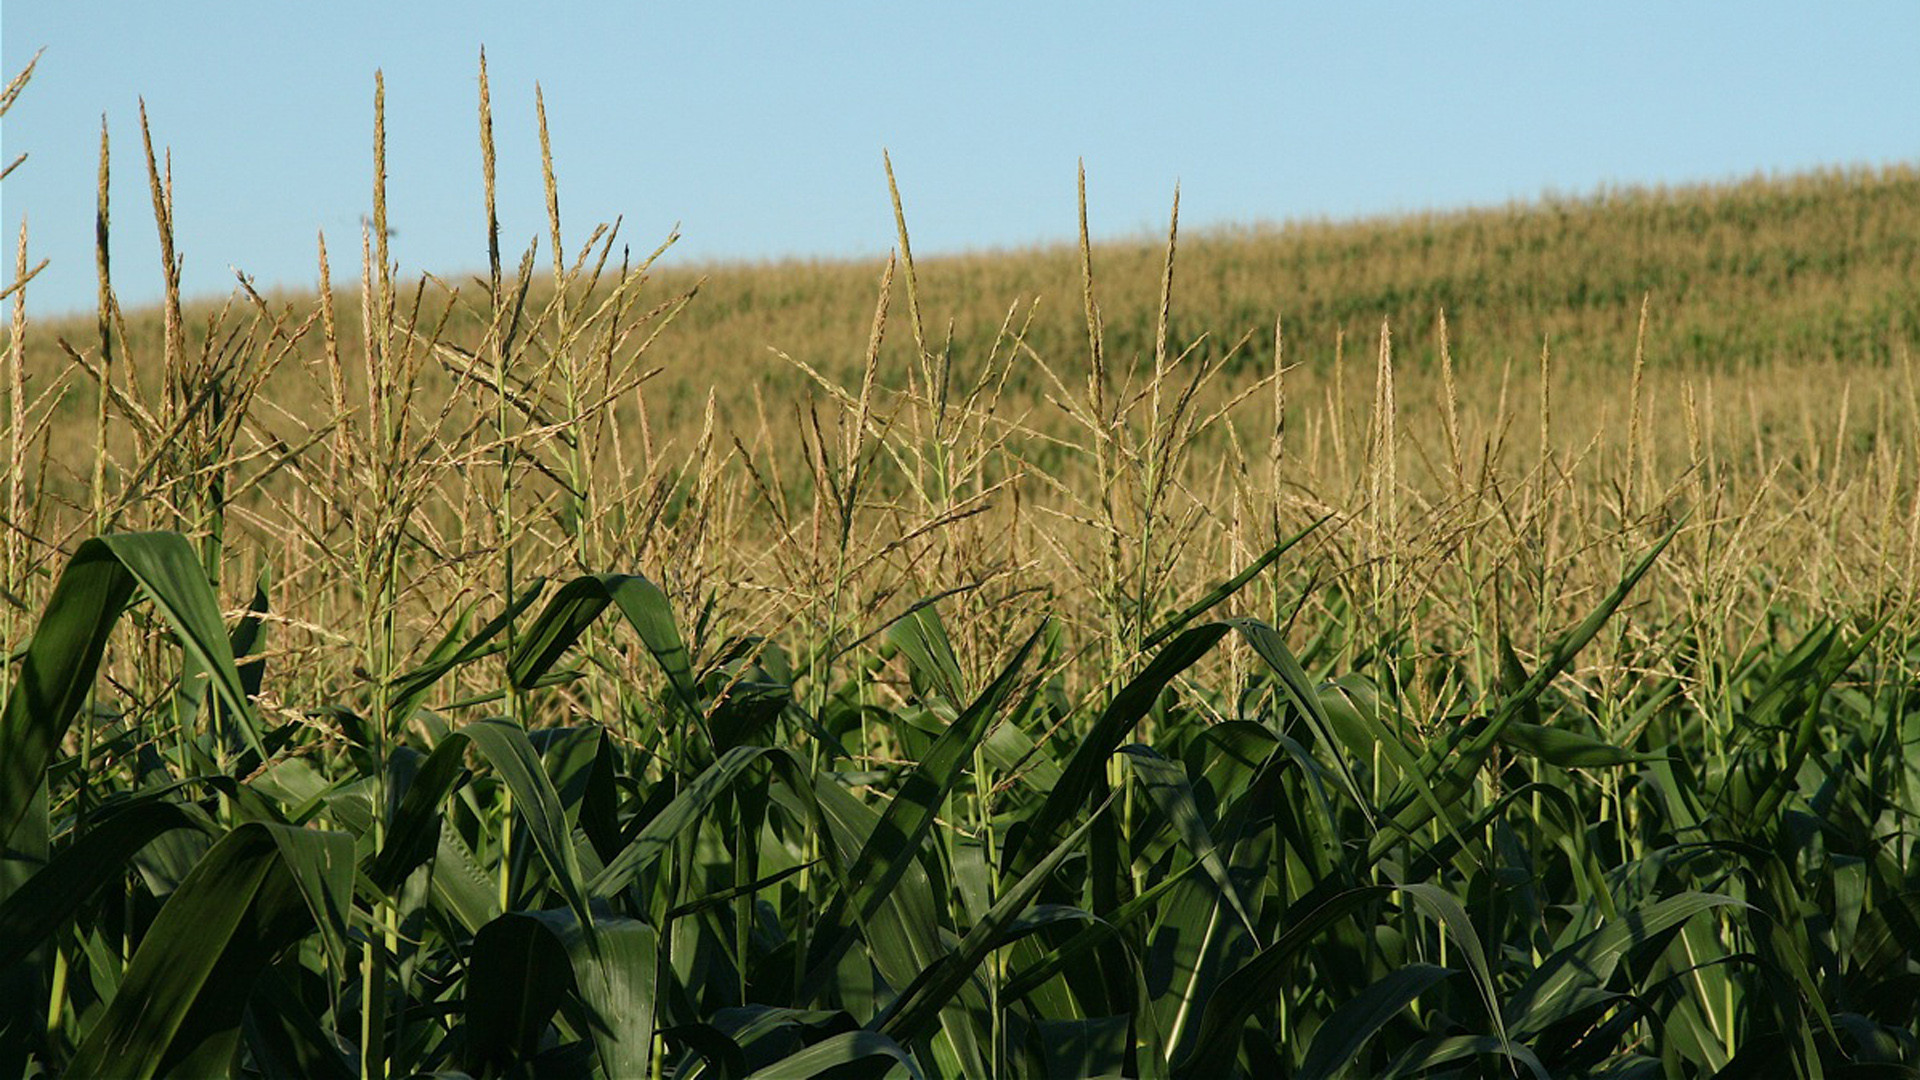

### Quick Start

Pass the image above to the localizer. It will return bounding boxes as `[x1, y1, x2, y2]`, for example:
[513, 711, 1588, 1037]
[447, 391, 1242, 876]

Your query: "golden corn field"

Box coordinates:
[3, 54, 1919, 1078]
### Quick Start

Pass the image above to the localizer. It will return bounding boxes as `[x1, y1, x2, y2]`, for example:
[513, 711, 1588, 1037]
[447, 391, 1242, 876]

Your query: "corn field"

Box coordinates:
[3, 56, 1919, 1079]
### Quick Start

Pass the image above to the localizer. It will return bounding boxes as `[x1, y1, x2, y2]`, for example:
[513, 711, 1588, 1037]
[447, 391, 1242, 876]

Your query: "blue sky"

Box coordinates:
[4, 3, 1917, 316]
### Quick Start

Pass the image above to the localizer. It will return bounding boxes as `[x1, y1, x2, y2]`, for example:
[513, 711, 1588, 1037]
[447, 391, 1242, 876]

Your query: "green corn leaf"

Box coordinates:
[744, 1030, 922, 1080]
[668, 861, 813, 919]
[1503, 891, 1745, 1038]
[877, 792, 1115, 1045]
[1297, 964, 1456, 1080]
[1495, 721, 1664, 768]
[430, 817, 501, 934]
[230, 571, 271, 702]
[1368, 520, 1679, 863]
[1172, 885, 1394, 1078]
[888, 602, 968, 707]
[1231, 619, 1374, 827]
[1394, 883, 1508, 1055]
[1033, 1015, 1133, 1080]
[1737, 614, 1890, 826]
[588, 744, 773, 898]
[1008, 623, 1229, 880]
[979, 715, 1064, 795]
[105, 533, 266, 758]
[242, 963, 356, 1080]
[1120, 745, 1257, 938]
[1497, 631, 1545, 728]
[67, 822, 348, 1079]
[0, 799, 208, 970]
[463, 717, 594, 930]
[1142, 513, 1328, 651]
[805, 775, 984, 1072]
[1000, 859, 1203, 1003]
[806, 620, 1046, 987]
[464, 912, 577, 1074]
[387, 579, 546, 729]
[262, 819, 356, 975]
[2, 533, 259, 843]
[367, 729, 474, 891]
[665, 1022, 749, 1080]
[509, 573, 700, 722]
[1377, 1034, 1550, 1080]
[674, 1006, 871, 1080]
[535, 722, 606, 796]
[1125, 744, 1265, 1065]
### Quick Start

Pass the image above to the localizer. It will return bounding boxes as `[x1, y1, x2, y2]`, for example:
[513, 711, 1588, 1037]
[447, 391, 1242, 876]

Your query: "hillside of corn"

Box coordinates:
[4, 57, 1920, 1077]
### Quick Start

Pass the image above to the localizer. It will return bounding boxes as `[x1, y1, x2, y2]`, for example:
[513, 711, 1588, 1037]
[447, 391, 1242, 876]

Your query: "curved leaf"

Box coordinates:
[1504, 891, 1745, 1038]
[806, 620, 1047, 986]
[1231, 618, 1373, 823]
[509, 573, 699, 720]
[67, 822, 349, 1079]
[877, 792, 1115, 1044]
[367, 730, 474, 891]
[0, 799, 208, 969]
[1172, 885, 1394, 1079]
[1000, 859, 1204, 1003]
[463, 718, 592, 929]
[588, 744, 773, 899]
[387, 579, 546, 729]
[1008, 623, 1229, 879]
[1120, 745, 1256, 937]
[1378, 1034, 1551, 1080]
[888, 602, 967, 708]
[3, 534, 250, 841]
[568, 916, 660, 1080]
[1495, 721, 1662, 768]
[465, 913, 576, 1073]
[1298, 964, 1457, 1080]
[744, 1029, 920, 1080]
[1368, 521, 1679, 863]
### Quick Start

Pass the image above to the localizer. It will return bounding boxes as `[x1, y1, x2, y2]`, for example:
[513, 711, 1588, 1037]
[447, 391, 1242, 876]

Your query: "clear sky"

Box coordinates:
[4, 3, 1917, 317]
